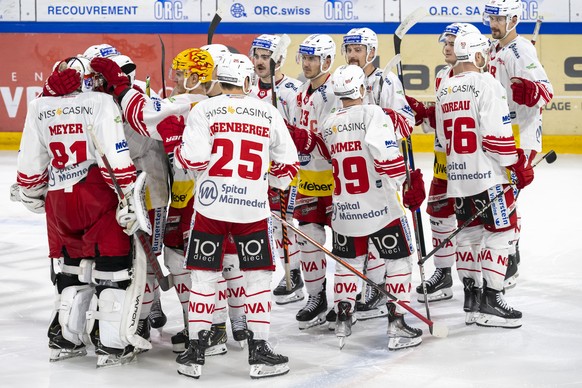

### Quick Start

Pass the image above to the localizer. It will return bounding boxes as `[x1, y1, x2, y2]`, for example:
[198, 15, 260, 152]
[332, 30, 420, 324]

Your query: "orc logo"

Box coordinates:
[198, 180, 218, 206]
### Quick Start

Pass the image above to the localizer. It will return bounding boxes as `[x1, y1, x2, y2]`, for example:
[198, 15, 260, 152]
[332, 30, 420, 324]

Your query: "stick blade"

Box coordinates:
[381, 54, 401, 80]
[545, 150, 557, 164]
[429, 321, 449, 338]
[207, 10, 223, 45]
[395, 7, 429, 39]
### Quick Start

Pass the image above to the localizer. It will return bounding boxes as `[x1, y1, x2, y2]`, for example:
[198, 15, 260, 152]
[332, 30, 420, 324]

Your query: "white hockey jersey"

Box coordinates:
[249, 75, 302, 123]
[175, 94, 299, 223]
[488, 36, 553, 152]
[290, 75, 341, 197]
[435, 71, 519, 198]
[321, 104, 406, 236]
[374, 68, 415, 130]
[17, 92, 135, 197]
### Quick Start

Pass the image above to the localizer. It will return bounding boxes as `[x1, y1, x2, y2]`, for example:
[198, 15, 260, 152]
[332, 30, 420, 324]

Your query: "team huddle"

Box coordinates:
[13, 0, 552, 380]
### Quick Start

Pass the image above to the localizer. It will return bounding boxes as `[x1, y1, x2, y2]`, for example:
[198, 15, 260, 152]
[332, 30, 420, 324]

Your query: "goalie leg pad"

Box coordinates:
[134, 172, 153, 235]
[59, 285, 95, 346]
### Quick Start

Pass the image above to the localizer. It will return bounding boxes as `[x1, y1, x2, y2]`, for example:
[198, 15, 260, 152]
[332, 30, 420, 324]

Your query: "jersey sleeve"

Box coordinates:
[379, 71, 415, 132]
[511, 42, 553, 107]
[365, 107, 406, 183]
[174, 101, 211, 172]
[16, 99, 49, 198]
[268, 108, 299, 190]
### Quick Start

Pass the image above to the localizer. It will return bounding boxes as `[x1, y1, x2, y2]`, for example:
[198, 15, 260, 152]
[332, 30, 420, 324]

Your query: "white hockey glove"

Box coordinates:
[20, 191, 45, 214]
[115, 172, 152, 236]
[9, 183, 21, 202]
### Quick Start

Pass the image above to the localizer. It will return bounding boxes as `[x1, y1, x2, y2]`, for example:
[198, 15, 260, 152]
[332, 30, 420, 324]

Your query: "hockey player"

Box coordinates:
[434, 32, 534, 328]
[289, 34, 341, 330]
[16, 56, 151, 367]
[405, 23, 480, 305]
[319, 64, 426, 349]
[341, 27, 415, 320]
[483, 0, 553, 288]
[174, 53, 299, 379]
[249, 34, 305, 305]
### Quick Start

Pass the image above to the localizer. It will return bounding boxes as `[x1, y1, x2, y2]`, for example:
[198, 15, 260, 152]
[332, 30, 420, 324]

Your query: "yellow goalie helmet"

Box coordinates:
[171, 48, 214, 84]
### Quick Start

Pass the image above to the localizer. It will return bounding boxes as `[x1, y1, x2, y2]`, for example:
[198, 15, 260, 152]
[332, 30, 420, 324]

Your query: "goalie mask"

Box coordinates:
[250, 34, 287, 68]
[170, 48, 214, 92]
[342, 27, 378, 66]
[111, 55, 137, 86]
[296, 34, 336, 74]
[216, 53, 254, 94]
[58, 56, 95, 93]
[439, 23, 481, 43]
[483, 0, 523, 34]
[83, 44, 120, 60]
[454, 33, 490, 69]
[332, 65, 366, 100]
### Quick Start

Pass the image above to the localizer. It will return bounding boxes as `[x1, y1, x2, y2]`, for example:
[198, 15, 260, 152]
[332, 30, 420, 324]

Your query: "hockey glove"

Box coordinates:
[288, 124, 316, 155]
[9, 183, 21, 202]
[402, 169, 426, 212]
[20, 191, 45, 214]
[43, 68, 81, 97]
[90, 57, 131, 99]
[116, 173, 152, 236]
[510, 77, 542, 107]
[157, 115, 185, 154]
[383, 108, 414, 139]
[508, 148, 534, 189]
[405, 95, 427, 126]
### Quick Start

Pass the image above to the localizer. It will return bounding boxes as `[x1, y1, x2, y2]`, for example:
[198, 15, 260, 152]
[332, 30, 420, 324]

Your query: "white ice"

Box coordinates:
[1, 150, 581, 388]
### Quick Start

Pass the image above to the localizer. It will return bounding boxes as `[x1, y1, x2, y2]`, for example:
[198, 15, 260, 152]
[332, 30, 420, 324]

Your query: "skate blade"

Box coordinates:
[49, 347, 87, 362]
[96, 351, 138, 368]
[177, 363, 202, 379]
[298, 313, 327, 330]
[205, 343, 227, 356]
[388, 336, 422, 351]
[417, 288, 453, 303]
[275, 290, 305, 305]
[465, 311, 479, 325]
[250, 363, 290, 379]
[476, 313, 522, 329]
[338, 336, 346, 350]
[354, 305, 388, 321]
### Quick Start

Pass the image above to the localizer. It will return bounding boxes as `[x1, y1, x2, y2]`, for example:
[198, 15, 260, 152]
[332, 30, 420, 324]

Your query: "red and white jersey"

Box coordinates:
[488, 36, 553, 152]
[290, 75, 341, 197]
[175, 94, 299, 223]
[17, 92, 135, 197]
[435, 71, 519, 197]
[375, 69, 415, 130]
[250, 75, 302, 123]
[321, 104, 406, 236]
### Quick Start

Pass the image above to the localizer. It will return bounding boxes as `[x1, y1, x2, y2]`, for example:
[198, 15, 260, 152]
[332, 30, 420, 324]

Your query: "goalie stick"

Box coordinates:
[270, 212, 449, 338]
[87, 125, 173, 291]
[207, 9, 223, 45]
[419, 150, 557, 266]
[269, 34, 293, 290]
[531, 17, 543, 46]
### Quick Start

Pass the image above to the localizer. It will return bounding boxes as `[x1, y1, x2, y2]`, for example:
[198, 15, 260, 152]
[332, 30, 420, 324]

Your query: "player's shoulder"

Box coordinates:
[505, 36, 537, 59]
[280, 75, 302, 91]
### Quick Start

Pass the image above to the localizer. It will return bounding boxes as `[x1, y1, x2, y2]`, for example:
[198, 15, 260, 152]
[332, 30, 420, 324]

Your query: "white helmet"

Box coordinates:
[200, 43, 230, 68]
[296, 34, 336, 70]
[454, 33, 490, 69]
[249, 34, 287, 67]
[216, 53, 254, 94]
[59, 56, 94, 93]
[83, 44, 120, 60]
[341, 28, 378, 64]
[483, 0, 523, 29]
[111, 55, 136, 86]
[332, 65, 366, 100]
[439, 23, 481, 43]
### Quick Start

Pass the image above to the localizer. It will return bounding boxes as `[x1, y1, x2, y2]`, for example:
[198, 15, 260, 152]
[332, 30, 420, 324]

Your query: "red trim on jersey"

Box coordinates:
[99, 165, 137, 191]
[16, 170, 48, 189]
[374, 155, 406, 178]
[175, 146, 208, 171]
[270, 161, 299, 181]
[124, 92, 149, 137]
[483, 135, 517, 156]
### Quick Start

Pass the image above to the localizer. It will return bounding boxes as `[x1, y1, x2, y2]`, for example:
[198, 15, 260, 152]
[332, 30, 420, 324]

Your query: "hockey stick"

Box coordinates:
[207, 9, 223, 45]
[381, 54, 401, 80]
[270, 212, 448, 338]
[269, 34, 293, 290]
[87, 125, 173, 291]
[145, 75, 151, 97]
[419, 150, 557, 266]
[531, 17, 543, 46]
[157, 35, 167, 99]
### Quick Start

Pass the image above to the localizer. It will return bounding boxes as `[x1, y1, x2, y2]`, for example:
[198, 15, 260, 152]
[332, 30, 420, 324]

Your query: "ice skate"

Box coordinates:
[503, 252, 519, 290]
[462, 278, 482, 325]
[273, 269, 305, 305]
[171, 328, 188, 353]
[135, 319, 151, 353]
[205, 322, 227, 356]
[476, 286, 522, 329]
[416, 267, 453, 302]
[387, 302, 423, 350]
[326, 309, 336, 331]
[231, 315, 248, 348]
[296, 285, 327, 330]
[148, 298, 167, 329]
[354, 283, 388, 321]
[48, 318, 87, 362]
[247, 330, 290, 379]
[335, 301, 356, 350]
[95, 344, 138, 368]
[176, 330, 212, 379]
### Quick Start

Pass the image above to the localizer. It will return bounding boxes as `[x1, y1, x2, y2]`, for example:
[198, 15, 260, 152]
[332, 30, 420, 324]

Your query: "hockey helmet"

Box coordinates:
[341, 27, 378, 63]
[250, 34, 287, 67]
[111, 55, 137, 86]
[200, 44, 230, 69]
[332, 65, 366, 100]
[454, 33, 490, 68]
[216, 53, 254, 94]
[483, 0, 523, 28]
[439, 23, 481, 43]
[171, 48, 214, 84]
[83, 44, 120, 60]
[296, 34, 336, 67]
[59, 56, 94, 93]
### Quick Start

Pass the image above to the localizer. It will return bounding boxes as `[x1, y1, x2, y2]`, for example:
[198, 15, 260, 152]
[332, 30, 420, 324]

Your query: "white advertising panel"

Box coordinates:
[0, 0, 21, 21]
[401, 0, 570, 23]
[218, 0, 384, 23]
[35, 0, 201, 22]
